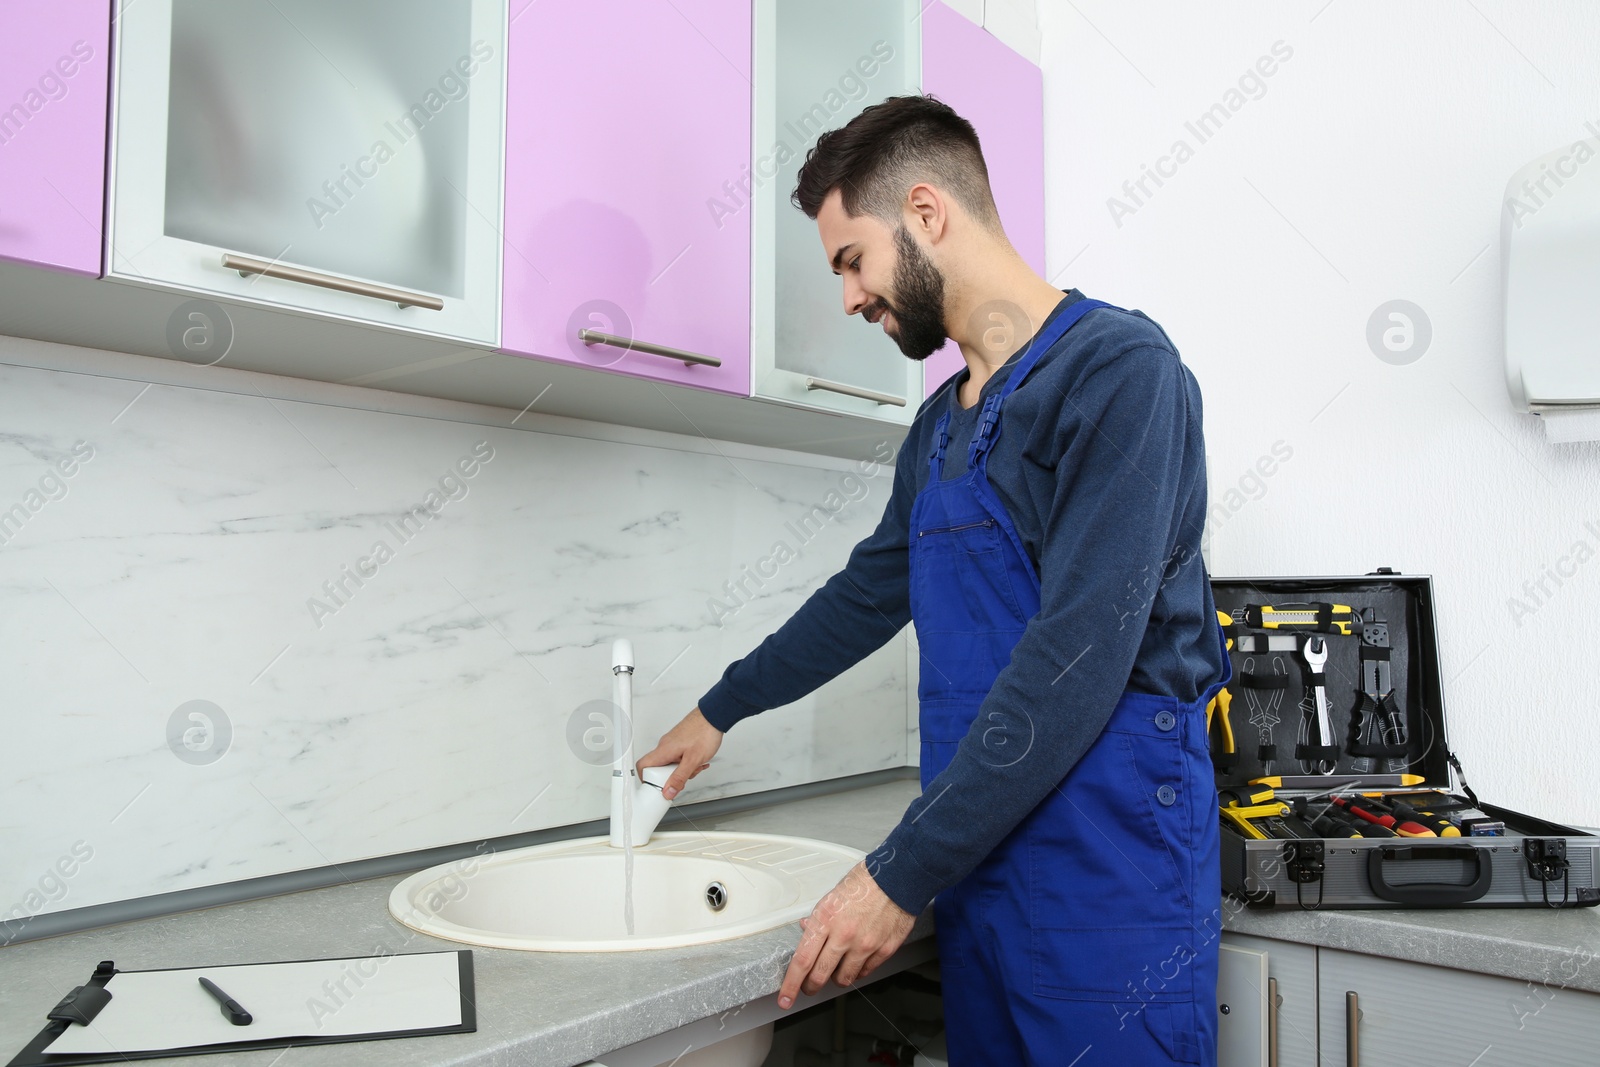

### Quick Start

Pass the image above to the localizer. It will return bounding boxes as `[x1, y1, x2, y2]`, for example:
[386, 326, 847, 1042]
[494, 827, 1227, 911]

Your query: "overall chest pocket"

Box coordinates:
[910, 516, 1029, 632]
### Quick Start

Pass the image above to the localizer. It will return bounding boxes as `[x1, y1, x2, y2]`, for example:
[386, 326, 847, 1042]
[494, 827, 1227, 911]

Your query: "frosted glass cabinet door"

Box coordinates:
[0, 0, 112, 276]
[499, 0, 751, 395]
[920, 1, 1045, 400]
[751, 0, 923, 424]
[107, 0, 507, 345]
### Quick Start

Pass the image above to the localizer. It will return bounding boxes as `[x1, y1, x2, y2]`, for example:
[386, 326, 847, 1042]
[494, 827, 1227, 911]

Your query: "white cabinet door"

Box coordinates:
[750, 0, 924, 424]
[107, 0, 506, 346]
[1219, 942, 1270, 1066]
[1222, 932, 1319, 1067]
[1319, 946, 1600, 1066]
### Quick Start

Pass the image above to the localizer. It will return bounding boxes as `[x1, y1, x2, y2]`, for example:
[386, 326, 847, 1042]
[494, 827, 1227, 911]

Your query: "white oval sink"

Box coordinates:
[388, 832, 864, 951]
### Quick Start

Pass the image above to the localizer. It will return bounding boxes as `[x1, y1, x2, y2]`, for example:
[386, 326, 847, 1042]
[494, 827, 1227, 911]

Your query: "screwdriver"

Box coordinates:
[1361, 796, 1456, 836]
[1302, 798, 1398, 838]
[1330, 795, 1434, 837]
[1380, 798, 1461, 837]
[1294, 798, 1364, 838]
[1342, 815, 1397, 838]
[1310, 811, 1369, 838]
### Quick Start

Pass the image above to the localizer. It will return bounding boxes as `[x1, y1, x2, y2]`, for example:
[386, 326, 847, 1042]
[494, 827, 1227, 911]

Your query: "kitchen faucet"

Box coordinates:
[609, 638, 677, 847]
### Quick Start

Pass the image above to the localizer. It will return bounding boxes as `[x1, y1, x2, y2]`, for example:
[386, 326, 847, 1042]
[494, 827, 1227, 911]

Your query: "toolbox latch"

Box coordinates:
[1281, 840, 1326, 910]
[1525, 839, 1572, 908]
[1283, 840, 1325, 883]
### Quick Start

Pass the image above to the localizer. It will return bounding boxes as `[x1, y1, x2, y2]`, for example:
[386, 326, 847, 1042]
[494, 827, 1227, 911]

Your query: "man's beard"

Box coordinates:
[868, 226, 948, 361]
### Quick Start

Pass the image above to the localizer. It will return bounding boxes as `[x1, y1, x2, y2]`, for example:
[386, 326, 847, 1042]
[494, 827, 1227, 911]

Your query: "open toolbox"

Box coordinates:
[1209, 569, 1599, 910]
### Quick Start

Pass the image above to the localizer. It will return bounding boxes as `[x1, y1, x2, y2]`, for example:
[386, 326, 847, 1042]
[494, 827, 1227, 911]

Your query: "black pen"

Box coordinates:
[197, 976, 252, 1025]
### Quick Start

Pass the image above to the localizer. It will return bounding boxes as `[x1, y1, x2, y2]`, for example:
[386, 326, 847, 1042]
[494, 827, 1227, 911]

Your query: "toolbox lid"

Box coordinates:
[1208, 570, 1454, 793]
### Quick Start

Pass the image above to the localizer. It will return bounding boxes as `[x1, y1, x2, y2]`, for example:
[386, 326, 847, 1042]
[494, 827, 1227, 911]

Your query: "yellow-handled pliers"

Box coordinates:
[1206, 609, 1237, 767]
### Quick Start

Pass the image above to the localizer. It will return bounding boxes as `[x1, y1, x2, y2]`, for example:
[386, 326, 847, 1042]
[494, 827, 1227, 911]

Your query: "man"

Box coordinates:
[638, 95, 1230, 1065]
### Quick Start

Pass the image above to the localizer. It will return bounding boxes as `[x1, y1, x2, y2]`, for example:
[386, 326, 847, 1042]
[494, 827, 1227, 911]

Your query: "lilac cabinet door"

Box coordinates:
[0, 0, 112, 276]
[500, 0, 751, 395]
[920, 2, 1045, 399]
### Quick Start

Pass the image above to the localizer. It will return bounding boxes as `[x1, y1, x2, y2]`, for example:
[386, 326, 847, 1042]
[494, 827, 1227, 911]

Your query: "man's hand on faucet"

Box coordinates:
[777, 861, 916, 1010]
[636, 706, 722, 800]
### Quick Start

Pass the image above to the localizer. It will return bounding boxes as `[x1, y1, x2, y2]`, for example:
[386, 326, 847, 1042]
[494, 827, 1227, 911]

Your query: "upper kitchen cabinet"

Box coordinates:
[752, 0, 924, 425]
[919, 1, 1045, 400]
[105, 0, 508, 346]
[0, 1, 113, 277]
[498, 0, 752, 396]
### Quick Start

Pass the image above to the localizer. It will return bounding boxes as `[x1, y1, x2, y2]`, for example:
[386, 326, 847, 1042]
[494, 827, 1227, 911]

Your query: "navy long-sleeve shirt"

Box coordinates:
[697, 291, 1226, 916]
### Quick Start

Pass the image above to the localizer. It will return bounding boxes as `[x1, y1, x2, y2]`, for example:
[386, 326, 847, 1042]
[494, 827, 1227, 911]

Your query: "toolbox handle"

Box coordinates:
[1365, 845, 1492, 906]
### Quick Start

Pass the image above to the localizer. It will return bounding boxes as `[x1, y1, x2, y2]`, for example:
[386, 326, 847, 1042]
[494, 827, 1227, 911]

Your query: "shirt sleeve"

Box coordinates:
[697, 447, 917, 732]
[863, 345, 1208, 915]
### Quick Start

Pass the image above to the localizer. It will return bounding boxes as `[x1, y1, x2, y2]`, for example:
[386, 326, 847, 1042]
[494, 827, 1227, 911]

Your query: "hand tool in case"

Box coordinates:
[1211, 569, 1600, 910]
[1206, 612, 1239, 772]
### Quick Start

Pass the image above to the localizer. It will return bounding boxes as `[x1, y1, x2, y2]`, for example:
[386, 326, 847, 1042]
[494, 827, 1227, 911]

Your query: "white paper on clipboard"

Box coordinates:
[45, 951, 465, 1055]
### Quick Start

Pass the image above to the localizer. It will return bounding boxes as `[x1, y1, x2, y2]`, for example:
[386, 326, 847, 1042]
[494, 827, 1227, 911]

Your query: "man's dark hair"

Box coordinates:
[791, 95, 1002, 231]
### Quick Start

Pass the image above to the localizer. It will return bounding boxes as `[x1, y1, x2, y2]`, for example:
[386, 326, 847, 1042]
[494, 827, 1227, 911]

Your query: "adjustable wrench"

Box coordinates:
[1302, 635, 1336, 774]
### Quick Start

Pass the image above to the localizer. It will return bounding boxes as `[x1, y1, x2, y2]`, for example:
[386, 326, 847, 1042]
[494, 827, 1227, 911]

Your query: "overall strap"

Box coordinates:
[969, 298, 1111, 468]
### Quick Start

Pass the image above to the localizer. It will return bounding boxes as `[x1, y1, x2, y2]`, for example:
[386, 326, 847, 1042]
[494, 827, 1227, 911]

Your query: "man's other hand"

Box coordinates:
[778, 861, 916, 1009]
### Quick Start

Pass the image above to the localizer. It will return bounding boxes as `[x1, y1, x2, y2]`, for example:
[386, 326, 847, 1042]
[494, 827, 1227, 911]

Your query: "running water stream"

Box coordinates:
[613, 659, 636, 936]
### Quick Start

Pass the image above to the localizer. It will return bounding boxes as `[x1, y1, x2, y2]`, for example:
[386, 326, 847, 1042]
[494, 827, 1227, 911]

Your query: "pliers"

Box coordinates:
[1348, 615, 1408, 771]
[1207, 610, 1238, 771]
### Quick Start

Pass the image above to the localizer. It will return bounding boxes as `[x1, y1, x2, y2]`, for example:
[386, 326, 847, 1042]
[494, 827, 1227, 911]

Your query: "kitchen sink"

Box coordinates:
[387, 831, 863, 952]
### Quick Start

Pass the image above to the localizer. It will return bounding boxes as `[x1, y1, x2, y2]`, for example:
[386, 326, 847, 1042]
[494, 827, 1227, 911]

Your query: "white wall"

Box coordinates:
[0, 338, 908, 923]
[1039, 0, 1600, 823]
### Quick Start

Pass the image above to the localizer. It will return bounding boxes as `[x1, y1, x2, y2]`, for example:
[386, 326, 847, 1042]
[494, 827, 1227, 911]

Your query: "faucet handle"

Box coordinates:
[611, 638, 634, 673]
[640, 763, 677, 792]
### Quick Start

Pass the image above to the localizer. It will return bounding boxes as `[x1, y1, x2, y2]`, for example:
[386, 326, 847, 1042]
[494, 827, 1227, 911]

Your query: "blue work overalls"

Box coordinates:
[910, 297, 1231, 1065]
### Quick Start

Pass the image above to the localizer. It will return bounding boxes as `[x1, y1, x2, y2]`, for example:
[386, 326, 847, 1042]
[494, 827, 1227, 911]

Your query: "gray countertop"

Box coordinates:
[1224, 894, 1600, 992]
[5, 778, 1600, 1067]
[0, 780, 932, 1067]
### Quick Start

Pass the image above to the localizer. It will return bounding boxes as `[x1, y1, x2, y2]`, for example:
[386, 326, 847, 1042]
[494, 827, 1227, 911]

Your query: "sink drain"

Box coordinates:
[705, 881, 728, 912]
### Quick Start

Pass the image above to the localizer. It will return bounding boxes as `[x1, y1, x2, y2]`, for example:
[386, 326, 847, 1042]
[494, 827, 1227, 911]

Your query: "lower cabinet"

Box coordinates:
[1220, 932, 1600, 1066]
[1318, 946, 1600, 1067]
[1219, 933, 1318, 1067]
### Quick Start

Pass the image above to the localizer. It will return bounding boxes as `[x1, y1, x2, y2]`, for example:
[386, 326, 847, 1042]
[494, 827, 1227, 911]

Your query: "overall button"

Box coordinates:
[1154, 710, 1176, 731]
[1156, 784, 1177, 806]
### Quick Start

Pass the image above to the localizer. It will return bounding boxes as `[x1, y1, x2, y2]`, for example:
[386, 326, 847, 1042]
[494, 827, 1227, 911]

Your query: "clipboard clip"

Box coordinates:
[47, 962, 116, 1027]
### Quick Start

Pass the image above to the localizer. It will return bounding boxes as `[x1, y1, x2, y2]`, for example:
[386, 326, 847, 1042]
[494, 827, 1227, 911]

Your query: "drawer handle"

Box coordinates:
[1345, 990, 1361, 1067]
[1267, 976, 1280, 1067]
[804, 376, 906, 407]
[220, 253, 445, 310]
[577, 329, 722, 368]
[1365, 844, 1492, 906]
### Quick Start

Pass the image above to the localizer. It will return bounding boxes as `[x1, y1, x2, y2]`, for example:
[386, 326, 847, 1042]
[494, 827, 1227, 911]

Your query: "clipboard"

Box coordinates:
[7, 951, 475, 1066]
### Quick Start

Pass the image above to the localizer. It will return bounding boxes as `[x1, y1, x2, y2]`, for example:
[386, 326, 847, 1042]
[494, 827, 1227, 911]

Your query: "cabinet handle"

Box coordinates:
[1345, 990, 1361, 1067]
[220, 253, 445, 310]
[1267, 976, 1279, 1067]
[803, 376, 907, 408]
[577, 329, 722, 368]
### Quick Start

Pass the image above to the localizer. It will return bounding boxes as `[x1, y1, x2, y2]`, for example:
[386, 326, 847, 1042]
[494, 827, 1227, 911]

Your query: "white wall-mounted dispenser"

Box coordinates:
[1502, 134, 1600, 444]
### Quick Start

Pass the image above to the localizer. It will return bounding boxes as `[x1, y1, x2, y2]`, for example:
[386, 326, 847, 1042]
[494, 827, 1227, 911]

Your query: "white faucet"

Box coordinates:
[609, 638, 677, 848]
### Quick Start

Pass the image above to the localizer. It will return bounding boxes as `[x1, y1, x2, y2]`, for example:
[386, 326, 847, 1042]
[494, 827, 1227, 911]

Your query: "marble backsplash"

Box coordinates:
[0, 346, 910, 921]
